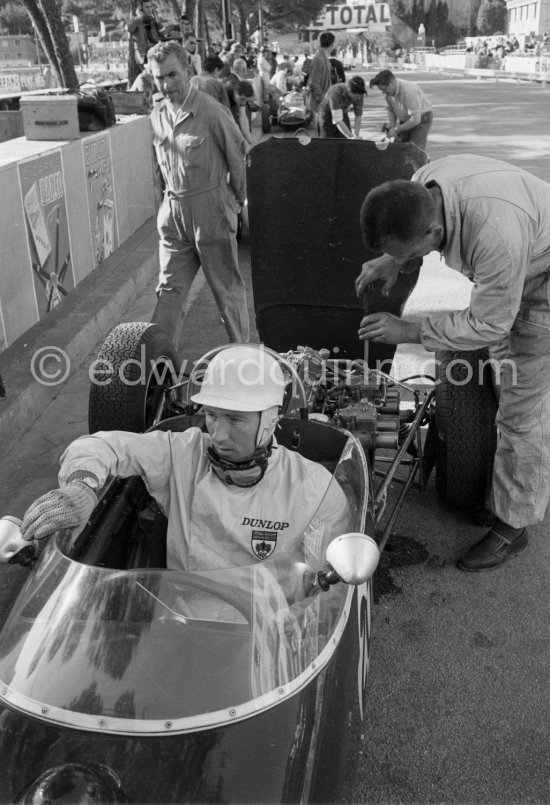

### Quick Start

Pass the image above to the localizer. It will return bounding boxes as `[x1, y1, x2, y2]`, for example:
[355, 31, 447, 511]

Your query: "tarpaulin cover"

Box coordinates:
[247, 138, 428, 360]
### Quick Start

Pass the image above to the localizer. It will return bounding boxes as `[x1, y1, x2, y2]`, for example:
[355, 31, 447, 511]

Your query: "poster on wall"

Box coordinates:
[83, 132, 118, 266]
[18, 151, 74, 319]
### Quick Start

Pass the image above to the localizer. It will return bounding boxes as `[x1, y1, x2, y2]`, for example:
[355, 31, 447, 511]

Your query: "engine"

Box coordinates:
[282, 347, 407, 451]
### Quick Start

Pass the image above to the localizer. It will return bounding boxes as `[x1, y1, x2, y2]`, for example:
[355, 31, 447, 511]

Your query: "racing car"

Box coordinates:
[262, 88, 314, 133]
[0, 339, 380, 804]
[0, 139, 497, 803]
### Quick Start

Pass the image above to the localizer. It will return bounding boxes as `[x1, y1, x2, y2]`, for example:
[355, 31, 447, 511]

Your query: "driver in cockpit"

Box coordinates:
[20, 344, 351, 595]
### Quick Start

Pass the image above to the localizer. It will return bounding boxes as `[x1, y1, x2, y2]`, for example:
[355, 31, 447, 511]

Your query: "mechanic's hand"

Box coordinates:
[355, 255, 400, 298]
[21, 482, 98, 542]
[358, 313, 422, 345]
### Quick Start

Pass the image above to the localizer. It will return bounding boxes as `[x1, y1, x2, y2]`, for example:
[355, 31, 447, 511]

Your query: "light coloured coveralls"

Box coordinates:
[59, 429, 350, 572]
[151, 86, 249, 346]
[385, 78, 433, 151]
[413, 155, 550, 528]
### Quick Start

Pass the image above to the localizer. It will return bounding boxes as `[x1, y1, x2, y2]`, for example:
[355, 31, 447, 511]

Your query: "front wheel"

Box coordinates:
[88, 322, 180, 433]
[434, 349, 498, 509]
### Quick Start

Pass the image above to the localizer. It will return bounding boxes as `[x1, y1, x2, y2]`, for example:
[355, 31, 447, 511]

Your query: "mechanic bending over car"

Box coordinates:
[356, 154, 550, 573]
[20, 345, 350, 599]
[318, 75, 367, 140]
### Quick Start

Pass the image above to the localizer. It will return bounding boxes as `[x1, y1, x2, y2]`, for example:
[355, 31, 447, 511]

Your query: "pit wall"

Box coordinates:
[0, 116, 155, 353]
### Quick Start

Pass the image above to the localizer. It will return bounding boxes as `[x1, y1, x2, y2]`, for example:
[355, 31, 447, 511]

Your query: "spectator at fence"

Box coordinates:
[369, 69, 433, 152]
[147, 42, 249, 350]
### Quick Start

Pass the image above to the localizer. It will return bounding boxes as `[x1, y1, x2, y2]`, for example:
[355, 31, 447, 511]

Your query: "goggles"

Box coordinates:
[207, 443, 272, 488]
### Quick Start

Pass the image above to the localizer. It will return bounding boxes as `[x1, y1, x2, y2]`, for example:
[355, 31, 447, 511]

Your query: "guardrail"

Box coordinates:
[423, 52, 550, 84]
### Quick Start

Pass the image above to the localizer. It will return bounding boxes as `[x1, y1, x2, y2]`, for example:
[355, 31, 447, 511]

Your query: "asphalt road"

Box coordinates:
[1, 71, 550, 804]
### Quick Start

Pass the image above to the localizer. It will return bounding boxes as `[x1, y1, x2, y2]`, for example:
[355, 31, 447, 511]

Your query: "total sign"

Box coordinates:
[309, 2, 390, 31]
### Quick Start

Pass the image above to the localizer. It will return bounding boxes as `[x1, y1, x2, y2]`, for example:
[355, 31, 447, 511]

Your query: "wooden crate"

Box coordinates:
[19, 95, 80, 141]
[108, 91, 151, 115]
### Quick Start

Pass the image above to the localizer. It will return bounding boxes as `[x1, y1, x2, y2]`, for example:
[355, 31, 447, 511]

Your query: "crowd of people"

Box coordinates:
[124, 4, 437, 360]
[465, 32, 550, 68]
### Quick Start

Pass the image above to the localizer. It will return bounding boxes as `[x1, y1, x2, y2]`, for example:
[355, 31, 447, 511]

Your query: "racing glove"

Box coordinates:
[21, 480, 98, 542]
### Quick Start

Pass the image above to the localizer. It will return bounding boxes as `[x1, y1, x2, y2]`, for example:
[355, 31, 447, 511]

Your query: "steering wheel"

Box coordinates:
[164, 571, 254, 624]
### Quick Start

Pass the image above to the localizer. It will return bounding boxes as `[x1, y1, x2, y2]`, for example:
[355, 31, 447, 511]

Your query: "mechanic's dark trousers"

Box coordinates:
[396, 111, 433, 153]
[152, 186, 250, 348]
[490, 274, 550, 527]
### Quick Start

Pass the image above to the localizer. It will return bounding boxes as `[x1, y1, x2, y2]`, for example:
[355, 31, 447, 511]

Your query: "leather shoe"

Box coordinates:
[472, 505, 497, 527]
[457, 527, 528, 572]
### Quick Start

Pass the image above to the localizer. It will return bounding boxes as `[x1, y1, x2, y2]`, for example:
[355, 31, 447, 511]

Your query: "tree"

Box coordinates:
[477, 0, 506, 35]
[228, 0, 326, 46]
[21, 0, 79, 88]
[0, 2, 34, 35]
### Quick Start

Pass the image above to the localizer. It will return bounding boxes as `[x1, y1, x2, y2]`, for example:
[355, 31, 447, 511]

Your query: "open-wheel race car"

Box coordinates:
[0, 335, 380, 804]
[0, 140, 498, 803]
[262, 89, 314, 133]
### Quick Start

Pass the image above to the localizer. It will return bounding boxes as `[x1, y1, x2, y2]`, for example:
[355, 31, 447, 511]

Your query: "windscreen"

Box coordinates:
[0, 434, 368, 734]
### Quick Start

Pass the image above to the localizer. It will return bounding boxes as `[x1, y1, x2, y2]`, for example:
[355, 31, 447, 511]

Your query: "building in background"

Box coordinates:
[505, 0, 550, 38]
[0, 35, 36, 67]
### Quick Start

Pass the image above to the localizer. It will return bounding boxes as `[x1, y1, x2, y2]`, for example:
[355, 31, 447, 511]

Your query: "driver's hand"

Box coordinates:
[21, 482, 97, 542]
[355, 255, 400, 297]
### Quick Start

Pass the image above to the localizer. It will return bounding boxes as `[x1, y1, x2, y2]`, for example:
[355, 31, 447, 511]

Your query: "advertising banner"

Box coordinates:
[0, 74, 21, 94]
[309, 2, 390, 31]
[83, 132, 118, 266]
[18, 151, 74, 319]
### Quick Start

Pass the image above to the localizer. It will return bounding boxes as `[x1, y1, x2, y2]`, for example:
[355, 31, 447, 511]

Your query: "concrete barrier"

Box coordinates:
[0, 115, 156, 353]
[0, 111, 23, 143]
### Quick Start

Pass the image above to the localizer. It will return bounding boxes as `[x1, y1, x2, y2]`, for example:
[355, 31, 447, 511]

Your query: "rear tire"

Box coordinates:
[434, 349, 498, 509]
[88, 323, 180, 433]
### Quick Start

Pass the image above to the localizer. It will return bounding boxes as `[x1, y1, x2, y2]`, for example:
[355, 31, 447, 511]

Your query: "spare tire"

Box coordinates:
[88, 323, 180, 433]
[434, 349, 498, 509]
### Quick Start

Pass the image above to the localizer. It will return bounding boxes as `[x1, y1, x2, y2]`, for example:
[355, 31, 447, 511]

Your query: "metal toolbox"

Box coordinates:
[19, 95, 80, 141]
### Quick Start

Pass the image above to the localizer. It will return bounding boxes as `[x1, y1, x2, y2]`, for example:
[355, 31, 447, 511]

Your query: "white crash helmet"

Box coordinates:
[191, 344, 286, 448]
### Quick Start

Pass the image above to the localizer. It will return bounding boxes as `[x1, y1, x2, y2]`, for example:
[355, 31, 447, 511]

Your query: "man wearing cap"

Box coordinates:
[318, 76, 367, 139]
[20, 345, 351, 598]
[369, 69, 433, 151]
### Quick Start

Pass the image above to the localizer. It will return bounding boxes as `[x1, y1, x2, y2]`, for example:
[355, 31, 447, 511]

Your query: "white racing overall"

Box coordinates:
[59, 428, 350, 571]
